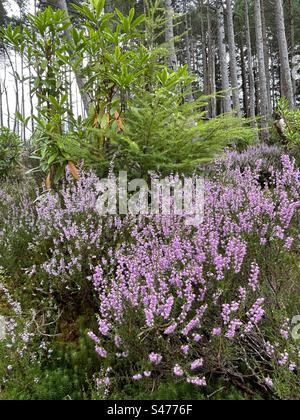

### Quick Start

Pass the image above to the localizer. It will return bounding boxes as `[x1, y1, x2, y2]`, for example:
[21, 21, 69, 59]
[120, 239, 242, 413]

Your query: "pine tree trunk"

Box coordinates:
[226, 0, 241, 115]
[254, 0, 269, 140]
[274, 0, 295, 108]
[164, 0, 178, 71]
[289, 0, 296, 97]
[183, 0, 193, 102]
[207, 2, 216, 118]
[261, 2, 272, 114]
[216, 3, 231, 113]
[240, 42, 248, 116]
[243, 0, 256, 121]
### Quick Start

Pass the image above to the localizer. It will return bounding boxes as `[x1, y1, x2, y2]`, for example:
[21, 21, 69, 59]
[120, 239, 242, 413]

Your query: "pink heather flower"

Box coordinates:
[95, 346, 107, 358]
[182, 318, 200, 336]
[97, 377, 110, 387]
[225, 319, 242, 339]
[132, 374, 143, 381]
[191, 359, 203, 370]
[114, 335, 123, 348]
[193, 334, 202, 342]
[264, 377, 273, 388]
[278, 352, 289, 366]
[98, 319, 110, 336]
[212, 328, 222, 337]
[173, 364, 184, 377]
[144, 371, 152, 377]
[187, 376, 206, 387]
[164, 323, 177, 335]
[87, 331, 100, 344]
[239, 287, 247, 302]
[289, 362, 296, 372]
[265, 342, 275, 357]
[284, 237, 294, 250]
[280, 329, 289, 340]
[149, 352, 162, 365]
[144, 309, 154, 327]
[248, 262, 260, 292]
[181, 345, 190, 355]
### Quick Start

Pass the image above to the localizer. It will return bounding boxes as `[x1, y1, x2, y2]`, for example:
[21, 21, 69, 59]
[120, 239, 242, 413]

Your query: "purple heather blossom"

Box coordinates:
[248, 263, 260, 292]
[192, 334, 202, 342]
[264, 377, 273, 388]
[191, 359, 203, 370]
[149, 352, 162, 365]
[278, 352, 289, 366]
[289, 362, 296, 372]
[88, 331, 100, 344]
[187, 376, 206, 387]
[173, 364, 184, 377]
[181, 345, 190, 355]
[212, 328, 222, 337]
[164, 323, 177, 335]
[95, 346, 107, 358]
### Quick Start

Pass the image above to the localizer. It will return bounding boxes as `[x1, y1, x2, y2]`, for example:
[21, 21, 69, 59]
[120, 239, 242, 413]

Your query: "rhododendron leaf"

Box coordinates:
[68, 161, 80, 180]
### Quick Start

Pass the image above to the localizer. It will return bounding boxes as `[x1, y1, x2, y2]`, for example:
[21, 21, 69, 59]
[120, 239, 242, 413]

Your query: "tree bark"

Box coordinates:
[216, 3, 231, 113]
[274, 0, 295, 108]
[183, 0, 193, 102]
[164, 0, 178, 71]
[254, 0, 269, 140]
[243, 0, 256, 121]
[226, 0, 241, 115]
[207, 1, 216, 118]
[261, 2, 272, 114]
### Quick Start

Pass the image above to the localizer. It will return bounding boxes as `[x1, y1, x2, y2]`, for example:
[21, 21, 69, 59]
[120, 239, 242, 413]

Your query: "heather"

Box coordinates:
[1, 0, 300, 402]
[0, 149, 300, 400]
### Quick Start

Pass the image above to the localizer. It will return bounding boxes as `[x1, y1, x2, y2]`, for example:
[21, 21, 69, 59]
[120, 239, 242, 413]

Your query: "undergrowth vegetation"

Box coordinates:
[0, 0, 300, 402]
[0, 149, 300, 400]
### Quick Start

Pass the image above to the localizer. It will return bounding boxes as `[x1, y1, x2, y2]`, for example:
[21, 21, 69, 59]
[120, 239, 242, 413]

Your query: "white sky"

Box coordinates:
[5, 0, 35, 18]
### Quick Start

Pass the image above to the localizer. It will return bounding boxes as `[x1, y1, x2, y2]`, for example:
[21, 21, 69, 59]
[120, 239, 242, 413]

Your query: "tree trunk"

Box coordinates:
[243, 0, 256, 122]
[164, 0, 178, 71]
[226, 0, 241, 115]
[261, 2, 272, 114]
[274, 0, 295, 108]
[207, 2, 216, 118]
[216, 3, 231, 113]
[183, 0, 193, 102]
[254, 0, 269, 140]
[240, 43, 248, 116]
[288, 0, 296, 97]
[55, 0, 91, 113]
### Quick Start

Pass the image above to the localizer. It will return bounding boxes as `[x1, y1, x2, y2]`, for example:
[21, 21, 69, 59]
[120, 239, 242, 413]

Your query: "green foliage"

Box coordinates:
[108, 68, 256, 177]
[0, 127, 22, 179]
[276, 98, 300, 145]
[1, 2, 256, 183]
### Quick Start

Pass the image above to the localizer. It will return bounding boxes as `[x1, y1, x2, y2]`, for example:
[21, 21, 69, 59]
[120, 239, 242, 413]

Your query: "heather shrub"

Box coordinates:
[87, 155, 300, 399]
[0, 148, 300, 400]
[204, 143, 284, 188]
